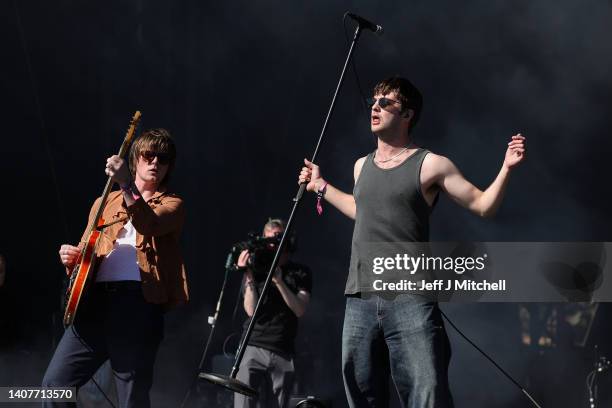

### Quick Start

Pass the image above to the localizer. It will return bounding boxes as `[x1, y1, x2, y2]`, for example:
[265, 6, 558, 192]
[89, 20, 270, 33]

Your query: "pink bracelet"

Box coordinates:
[120, 181, 141, 201]
[316, 182, 328, 215]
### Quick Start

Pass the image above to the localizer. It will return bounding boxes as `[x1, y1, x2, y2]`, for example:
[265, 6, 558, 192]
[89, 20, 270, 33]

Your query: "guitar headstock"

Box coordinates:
[125, 110, 142, 145]
[116, 111, 142, 157]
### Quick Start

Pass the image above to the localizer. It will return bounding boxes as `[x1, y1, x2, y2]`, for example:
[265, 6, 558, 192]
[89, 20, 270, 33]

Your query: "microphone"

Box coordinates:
[347, 13, 383, 35]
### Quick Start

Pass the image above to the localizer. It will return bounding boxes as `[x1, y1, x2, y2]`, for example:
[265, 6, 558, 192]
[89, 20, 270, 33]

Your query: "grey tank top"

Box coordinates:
[345, 148, 436, 295]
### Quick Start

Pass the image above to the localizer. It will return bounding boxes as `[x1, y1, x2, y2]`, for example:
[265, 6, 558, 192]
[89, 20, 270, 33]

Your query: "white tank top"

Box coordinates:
[95, 220, 141, 282]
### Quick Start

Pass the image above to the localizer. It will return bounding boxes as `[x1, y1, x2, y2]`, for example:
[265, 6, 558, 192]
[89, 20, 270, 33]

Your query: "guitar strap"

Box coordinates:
[96, 215, 129, 231]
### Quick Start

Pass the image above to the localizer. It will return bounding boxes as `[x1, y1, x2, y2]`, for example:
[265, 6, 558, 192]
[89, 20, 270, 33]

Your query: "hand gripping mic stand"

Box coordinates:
[198, 21, 367, 398]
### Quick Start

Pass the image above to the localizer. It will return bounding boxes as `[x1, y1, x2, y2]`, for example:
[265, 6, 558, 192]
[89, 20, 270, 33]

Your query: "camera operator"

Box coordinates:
[234, 218, 312, 408]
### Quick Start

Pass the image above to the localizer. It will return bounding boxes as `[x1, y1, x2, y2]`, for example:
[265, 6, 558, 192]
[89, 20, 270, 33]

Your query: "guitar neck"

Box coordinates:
[89, 176, 115, 233]
[84, 110, 141, 236]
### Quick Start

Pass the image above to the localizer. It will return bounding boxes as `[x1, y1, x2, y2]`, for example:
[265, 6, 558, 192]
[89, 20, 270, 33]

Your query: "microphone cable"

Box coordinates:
[342, 13, 373, 125]
[439, 308, 543, 408]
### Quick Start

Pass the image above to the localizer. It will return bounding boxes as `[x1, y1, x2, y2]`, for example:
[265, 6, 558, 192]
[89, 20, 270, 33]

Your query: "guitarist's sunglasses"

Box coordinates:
[141, 150, 171, 165]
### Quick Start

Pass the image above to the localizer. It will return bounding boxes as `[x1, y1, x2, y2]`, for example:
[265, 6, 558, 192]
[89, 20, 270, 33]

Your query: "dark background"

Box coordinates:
[1, 0, 612, 407]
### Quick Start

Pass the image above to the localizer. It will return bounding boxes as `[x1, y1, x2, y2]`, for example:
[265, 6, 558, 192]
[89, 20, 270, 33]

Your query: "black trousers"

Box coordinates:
[42, 282, 163, 408]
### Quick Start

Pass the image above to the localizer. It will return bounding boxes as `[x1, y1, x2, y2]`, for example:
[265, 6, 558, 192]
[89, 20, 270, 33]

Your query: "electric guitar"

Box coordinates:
[63, 111, 141, 326]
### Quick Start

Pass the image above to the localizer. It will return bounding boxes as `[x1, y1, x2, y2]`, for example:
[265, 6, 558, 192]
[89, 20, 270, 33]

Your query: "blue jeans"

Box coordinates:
[342, 294, 453, 408]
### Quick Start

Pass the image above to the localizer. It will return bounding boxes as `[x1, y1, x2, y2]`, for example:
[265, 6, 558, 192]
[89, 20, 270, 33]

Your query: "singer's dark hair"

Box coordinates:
[374, 76, 423, 132]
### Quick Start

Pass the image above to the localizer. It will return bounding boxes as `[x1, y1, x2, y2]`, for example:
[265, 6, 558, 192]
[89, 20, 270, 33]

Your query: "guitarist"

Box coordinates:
[42, 129, 188, 408]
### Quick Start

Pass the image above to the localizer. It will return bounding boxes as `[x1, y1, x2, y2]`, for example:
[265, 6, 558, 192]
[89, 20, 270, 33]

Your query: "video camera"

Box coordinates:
[231, 233, 283, 282]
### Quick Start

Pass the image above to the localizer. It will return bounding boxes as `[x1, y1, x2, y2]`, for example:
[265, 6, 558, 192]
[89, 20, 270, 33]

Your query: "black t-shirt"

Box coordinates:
[242, 261, 312, 356]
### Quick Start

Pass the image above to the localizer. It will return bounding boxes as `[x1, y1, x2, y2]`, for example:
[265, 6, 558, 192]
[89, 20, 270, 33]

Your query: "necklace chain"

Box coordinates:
[375, 146, 410, 163]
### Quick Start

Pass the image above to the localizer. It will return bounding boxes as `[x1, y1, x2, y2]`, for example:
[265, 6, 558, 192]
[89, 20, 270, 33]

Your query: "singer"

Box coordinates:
[42, 129, 188, 408]
[299, 77, 526, 407]
[234, 219, 312, 408]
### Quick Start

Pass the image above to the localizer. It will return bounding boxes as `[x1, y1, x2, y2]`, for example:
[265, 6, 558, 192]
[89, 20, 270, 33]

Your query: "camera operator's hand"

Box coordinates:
[237, 249, 250, 268]
[271, 266, 283, 285]
[271, 265, 310, 318]
[238, 249, 256, 285]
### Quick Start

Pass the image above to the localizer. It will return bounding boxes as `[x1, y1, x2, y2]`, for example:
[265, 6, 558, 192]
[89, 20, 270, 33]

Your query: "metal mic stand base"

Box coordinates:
[198, 372, 257, 397]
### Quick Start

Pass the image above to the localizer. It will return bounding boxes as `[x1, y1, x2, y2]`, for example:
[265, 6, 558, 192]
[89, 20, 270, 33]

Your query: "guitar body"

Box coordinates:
[63, 218, 104, 326]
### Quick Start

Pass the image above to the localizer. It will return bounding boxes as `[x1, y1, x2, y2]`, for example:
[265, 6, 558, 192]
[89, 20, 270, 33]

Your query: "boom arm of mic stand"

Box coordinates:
[199, 24, 364, 397]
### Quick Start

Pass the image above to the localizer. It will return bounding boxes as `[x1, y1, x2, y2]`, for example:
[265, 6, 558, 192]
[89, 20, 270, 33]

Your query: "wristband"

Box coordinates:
[316, 182, 328, 215]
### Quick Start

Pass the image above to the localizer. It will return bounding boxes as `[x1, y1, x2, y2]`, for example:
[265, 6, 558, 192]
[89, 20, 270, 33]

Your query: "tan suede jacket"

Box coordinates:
[78, 190, 188, 308]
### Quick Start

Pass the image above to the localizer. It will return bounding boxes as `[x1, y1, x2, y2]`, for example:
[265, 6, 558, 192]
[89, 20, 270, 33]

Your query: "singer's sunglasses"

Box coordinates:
[366, 96, 402, 110]
[140, 150, 171, 165]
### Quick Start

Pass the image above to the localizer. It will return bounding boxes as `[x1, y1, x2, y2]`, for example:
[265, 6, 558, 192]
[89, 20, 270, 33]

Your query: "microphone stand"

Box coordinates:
[199, 22, 366, 397]
[179, 252, 235, 408]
